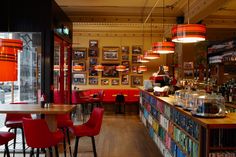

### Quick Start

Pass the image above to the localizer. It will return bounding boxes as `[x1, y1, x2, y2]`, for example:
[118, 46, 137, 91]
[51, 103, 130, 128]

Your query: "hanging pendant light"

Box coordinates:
[143, 50, 160, 60]
[153, 0, 175, 54]
[0, 38, 23, 81]
[171, 0, 206, 43]
[137, 55, 150, 63]
[73, 65, 83, 71]
[138, 65, 148, 72]
[94, 64, 104, 71]
[116, 65, 126, 72]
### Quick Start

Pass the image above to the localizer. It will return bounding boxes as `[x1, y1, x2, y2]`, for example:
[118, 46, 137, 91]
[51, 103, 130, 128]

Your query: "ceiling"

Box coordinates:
[56, 0, 236, 36]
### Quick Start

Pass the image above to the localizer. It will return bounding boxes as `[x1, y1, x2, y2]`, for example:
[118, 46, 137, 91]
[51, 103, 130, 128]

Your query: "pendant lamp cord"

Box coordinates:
[162, 0, 165, 41]
[187, 0, 190, 24]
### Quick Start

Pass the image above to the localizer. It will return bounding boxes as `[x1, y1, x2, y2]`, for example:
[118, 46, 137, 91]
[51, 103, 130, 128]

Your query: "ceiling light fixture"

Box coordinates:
[138, 65, 148, 72]
[73, 65, 83, 71]
[152, 0, 175, 54]
[171, 0, 206, 43]
[144, 50, 160, 60]
[116, 65, 126, 72]
[94, 64, 104, 71]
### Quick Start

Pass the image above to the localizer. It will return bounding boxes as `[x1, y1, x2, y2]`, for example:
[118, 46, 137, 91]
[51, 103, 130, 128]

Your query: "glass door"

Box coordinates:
[53, 35, 71, 104]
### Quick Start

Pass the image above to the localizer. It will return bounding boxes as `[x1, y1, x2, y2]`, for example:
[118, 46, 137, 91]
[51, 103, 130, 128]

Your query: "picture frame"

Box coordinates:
[102, 47, 119, 61]
[89, 77, 98, 85]
[132, 66, 137, 73]
[121, 46, 129, 54]
[89, 67, 98, 76]
[72, 60, 86, 71]
[122, 61, 129, 70]
[101, 79, 109, 85]
[102, 64, 119, 77]
[132, 45, 142, 54]
[72, 47, 87, 60]
[122, 55, 129, 60]
[121, 74, 129, 85]
[88, 48, 99, 57]
[131, 75, 143, 87]
[89, 58, 98, 66]
[183, 62, 194, 69]
[184, 70, 194, 78]
[111, 79, 119, 85]
[72, 73, 86, 85]
[132, 55, 138, 63]
[89, 40, 98, 48]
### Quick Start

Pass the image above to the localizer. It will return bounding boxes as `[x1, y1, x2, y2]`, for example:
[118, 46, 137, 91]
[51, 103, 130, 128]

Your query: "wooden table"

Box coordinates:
[0, 104, 76, 131]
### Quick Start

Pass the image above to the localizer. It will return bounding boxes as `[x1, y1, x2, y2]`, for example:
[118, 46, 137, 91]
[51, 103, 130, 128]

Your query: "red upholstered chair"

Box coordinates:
[0, 132, 15, 157]
[89, 90, 104, 111]
[5, 102, 32, 157]
[22, 118, 64, 157]
[70, 107, 104, 157]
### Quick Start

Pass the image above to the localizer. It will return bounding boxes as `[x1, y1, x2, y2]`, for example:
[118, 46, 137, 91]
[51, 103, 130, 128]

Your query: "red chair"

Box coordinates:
[70, 107, 104, 157]
[0, 132, 15, 157]
[22, 118, 64, 157]
[88, 90, 104, 111]
[5, 102, 31, 157]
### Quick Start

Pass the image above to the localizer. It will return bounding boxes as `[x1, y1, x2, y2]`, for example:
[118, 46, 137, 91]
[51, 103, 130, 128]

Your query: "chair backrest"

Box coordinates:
[5, 102, 31, 123]
[22, 118, 57, 148]
[86, 107, 104, 136]
[115, 94, 125, 103]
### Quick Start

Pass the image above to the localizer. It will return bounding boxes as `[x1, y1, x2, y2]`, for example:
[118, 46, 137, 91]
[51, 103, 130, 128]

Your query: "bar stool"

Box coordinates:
[70, 107, 104, 157]
[0, 131, 15, 157]
[22, 118, 64, 157]
[115, 94, 125, 114]
[5, 102, 31, 157]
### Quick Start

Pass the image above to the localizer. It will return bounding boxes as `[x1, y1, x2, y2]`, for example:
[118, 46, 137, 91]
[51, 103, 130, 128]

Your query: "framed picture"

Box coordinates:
[89, 40, 98, 48]
[183, 62, 194, 69]
[121, 46, 129, 54]
[132, 55, 138, 63]
[122, 55, 129, 60]
[89, 67, 98, 76]
[184, 70, 194, 78]
[111, 79, 119, 85]
[88, 48, 99, 57]
[89, 58, 98, 66]
[72, 48, 87, 60]
[122, 61, 129, 70]
[72, 73, 86, 85]
[102, 47, 119, 61]
[101, 79, 109, 85]
[132, 45, 142, 54]
[121, 74, 129, 85]
[72, 60, 86, 71]
[102, 64, 119, 77]
[89, 77, 98, 85]
[132, 66, 137, 73]
[131, 75, 143, 87]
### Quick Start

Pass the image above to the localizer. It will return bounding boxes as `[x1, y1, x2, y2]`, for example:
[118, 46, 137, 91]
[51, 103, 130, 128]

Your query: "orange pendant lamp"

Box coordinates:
[94, 64, 104, 71]
[138, 65, 148, 72]
[0, 38, 23, 81]
[152, 42, 175, 54]
[73, 65, 83, 71]
[143, 50, 160, 60]
[171, 0, 206, 43]
[137, 55, 150, 63]
[116, 65, 126, 72]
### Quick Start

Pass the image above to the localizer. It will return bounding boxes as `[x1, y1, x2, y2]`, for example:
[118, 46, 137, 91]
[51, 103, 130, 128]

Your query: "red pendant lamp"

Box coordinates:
[138, 65, 147, 72]
[94, 64, 104, 71]
[171, 0, 206, 43]
[143, 50, 160, 60]
[152, 0, 175, 54]
[0, 38, 23, 81]
[137, 55, 150, 63]
[116, 65, 126, 72]
[73, 65, 83, 71]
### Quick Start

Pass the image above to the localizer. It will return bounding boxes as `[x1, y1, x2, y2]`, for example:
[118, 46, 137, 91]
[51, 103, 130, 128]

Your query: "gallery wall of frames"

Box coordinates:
[72, 40, 146, 88]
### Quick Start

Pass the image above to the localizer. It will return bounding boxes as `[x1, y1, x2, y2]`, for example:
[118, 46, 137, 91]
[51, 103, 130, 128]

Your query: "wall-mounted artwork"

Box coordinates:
[72, 73, 86, 85]
[89, 40, 98, 48]
[89, 67, 98, 76]
[89, 58, 98, 66]
[72, 48, 87, 60]
[132, 45, 142, 54]
[102, 47, 119, 61]
[72, 60, 86, 71]
[88, 48, 99, 57]
[101, 79, 109, 85]
[102, 64, 119, 77]
[131, 75, 143, 87]
[89, 77, 98, 85]
[111, 79, 119, 85]
[121, 46, 129, 54]
[122, 61, 129, 70]
[121, 74, 129, 85]
[122, 55, 129, 60]
[132, 66, 137, 73]
[132, 55, 138, 63]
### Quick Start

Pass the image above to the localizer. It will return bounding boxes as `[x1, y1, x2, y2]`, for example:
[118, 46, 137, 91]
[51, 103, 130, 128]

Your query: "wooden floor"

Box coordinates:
[1, 114, 163, 157]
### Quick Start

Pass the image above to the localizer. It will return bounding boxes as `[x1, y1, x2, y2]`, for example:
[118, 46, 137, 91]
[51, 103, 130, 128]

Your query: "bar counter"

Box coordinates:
[138, 87, 236, 157]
